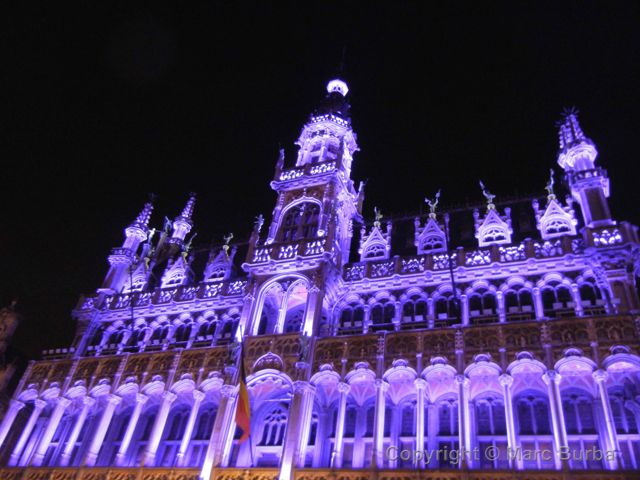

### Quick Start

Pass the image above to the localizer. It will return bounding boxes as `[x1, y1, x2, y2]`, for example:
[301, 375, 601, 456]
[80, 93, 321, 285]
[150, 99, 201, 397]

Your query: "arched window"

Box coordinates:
[339, 303, 364, 334]
[434, 292, 458, 325]
[283, 283, 308, 333]
[278, 202, 321, 242]
[562, 392, 596, 434]
[196, 319, 217, 342]
[468, 288, 497, 323]
[435, 398, 459, 469]
[504, 286, 534, 320]
[515, 393, 551, 435]
[541, 281, 575, 317]
[218, 316, 238, 344]
[97, 406, 133, 466]
[156, 406, 190, 466]
[128, 405, 159, 466]
[579, 278, 605, 314]
[185, 403, 217, 467]
[257, 284, 284, 335]
[475, 396, 506, 435]
[370, 299, 395, 332]
[437, 399, 458, 436]
[400, 403, 415, 436]
[402, 295, 427, 328]
[344, 405, 357, 438]
[258, 406, 288, 447]
[173, 323, 192, 344]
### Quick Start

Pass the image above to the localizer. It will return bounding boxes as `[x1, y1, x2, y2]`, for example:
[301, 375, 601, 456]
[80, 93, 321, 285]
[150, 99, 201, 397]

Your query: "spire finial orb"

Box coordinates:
[327, 79, 349, 97]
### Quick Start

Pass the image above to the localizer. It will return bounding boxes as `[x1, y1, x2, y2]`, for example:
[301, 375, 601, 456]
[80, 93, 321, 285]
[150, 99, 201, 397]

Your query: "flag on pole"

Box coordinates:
[235, 343, 251, 443]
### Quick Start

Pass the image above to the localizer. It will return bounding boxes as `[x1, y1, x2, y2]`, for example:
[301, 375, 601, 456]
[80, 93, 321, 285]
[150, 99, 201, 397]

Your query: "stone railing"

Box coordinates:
[343, 236, 582, 281]
[277, 160, 337, 182]
[251, 237, 327, 264]
[76, 279, 248, 313]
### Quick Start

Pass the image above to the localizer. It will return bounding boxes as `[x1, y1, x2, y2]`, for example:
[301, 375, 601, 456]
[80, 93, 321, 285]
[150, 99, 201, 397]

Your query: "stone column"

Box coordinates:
[302, 286, 323, 336]
[362, 305, 371, 334]
[176, 390, 206, 467]
[571, 283, 584, 316]
[393, 301, 402, 331]
[8, 398, 47, 466]
[460, 294, 469, 325]
[115, 393, 149, 466]
[83, 394, 121, 467]
[372, 379, 389, 469]
[427, 298, 435, 328]
[533, 287, 544, 319]
[593, 370, 620, 470]
[542, 370, 567, 470]
[455, 374, 472, 468]
[414, 378, 427, 468]
[0, 399, 25, 450]
[331, 382, 350, 468]
[499, 374, 522, 469]
[143, 390, 177, 466]
[31, 396, 72, 466]
[279, 380, 316, 480]
[201, 384, 237, 478]
[496, 291, 506, 322]
[59, 396, 95, 466]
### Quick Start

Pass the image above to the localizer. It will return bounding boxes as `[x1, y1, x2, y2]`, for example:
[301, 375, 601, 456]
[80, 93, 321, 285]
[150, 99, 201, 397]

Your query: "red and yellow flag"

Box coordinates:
[235, 346, 251, 443]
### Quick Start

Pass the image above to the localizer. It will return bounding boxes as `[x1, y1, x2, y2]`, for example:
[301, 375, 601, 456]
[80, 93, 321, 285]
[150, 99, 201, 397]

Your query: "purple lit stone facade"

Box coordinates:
[1, 80, 640, 480]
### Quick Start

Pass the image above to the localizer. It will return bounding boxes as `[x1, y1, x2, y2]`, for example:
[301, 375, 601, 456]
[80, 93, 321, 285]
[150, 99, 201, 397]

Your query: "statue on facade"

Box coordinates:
[479, 180, 496, 208]
[424, 189, 441, 217]
[298, 334, 311, 362]
[545, 168, 555, 198]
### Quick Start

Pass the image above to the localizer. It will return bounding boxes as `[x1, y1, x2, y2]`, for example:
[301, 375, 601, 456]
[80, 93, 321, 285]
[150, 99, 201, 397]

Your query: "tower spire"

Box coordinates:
[130, 201, 154, 229]
[171, 192, 197, 243]
[556, 110, 612, 227]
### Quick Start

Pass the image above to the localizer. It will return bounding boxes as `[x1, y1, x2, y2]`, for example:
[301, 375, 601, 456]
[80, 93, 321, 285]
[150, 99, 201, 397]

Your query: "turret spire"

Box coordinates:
[556, 109, 598, 171]
[180, 192, 197, 221]
[130, 201, 154, 229]
[171, 193, 197, 243]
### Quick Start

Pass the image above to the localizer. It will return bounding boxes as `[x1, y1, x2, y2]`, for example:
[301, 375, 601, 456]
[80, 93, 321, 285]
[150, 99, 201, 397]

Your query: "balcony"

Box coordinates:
[251, 237, 327, 264]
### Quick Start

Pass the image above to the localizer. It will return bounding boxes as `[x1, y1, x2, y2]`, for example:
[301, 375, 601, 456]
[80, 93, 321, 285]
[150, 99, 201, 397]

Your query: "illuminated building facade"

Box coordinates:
[1, 79, 640, 480]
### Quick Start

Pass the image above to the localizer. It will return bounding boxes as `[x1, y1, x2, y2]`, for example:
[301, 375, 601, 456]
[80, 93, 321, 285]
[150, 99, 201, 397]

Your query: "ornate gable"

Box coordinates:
[533, 195, 578, 240]
[122, 261, 149, 293]
[160, 255, 192, 288]
[414, 215, 447, 254]
[203, 246, 237, 282]
[474, 207, 513, 247]
[359, 210, 392, 261]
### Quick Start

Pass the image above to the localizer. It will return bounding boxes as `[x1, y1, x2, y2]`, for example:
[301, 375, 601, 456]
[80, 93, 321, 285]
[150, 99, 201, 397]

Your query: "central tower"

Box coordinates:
[241, 78, 363, 339]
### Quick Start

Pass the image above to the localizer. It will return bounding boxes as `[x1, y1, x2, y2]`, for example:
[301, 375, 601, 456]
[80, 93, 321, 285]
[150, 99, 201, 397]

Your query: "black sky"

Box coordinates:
[2, 1, 640, 361]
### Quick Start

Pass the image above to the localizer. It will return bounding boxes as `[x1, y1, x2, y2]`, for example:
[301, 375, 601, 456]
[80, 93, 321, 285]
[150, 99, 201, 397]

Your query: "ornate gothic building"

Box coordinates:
[1, 79, 640, 480]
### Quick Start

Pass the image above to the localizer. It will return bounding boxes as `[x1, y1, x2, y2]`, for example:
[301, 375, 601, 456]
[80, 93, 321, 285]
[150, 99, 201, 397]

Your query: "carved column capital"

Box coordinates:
[106, 394, 122, 406]
[192, 389, 206, 403]
[542, 369, 561, 385]
[592, 369, 608, 384]
[374, 379, 389, 392]
[220, 384, 239, 398]
[414, 378, 427, 390]
[82, 396, 96, 408]
[8, 399, 25, 412]
[498, 373, 514, 388]
[34, 399, 47, 410]
[135, 393, 149, 405]
[337, 382, 351, 395]
[455, 374, 470, 387]
[162, 391, 177, 404]
[58, 397, 73, 409]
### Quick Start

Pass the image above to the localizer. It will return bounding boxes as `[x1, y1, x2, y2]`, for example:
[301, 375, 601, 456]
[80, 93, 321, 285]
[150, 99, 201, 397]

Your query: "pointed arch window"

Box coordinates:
[338, 303, 365, 334]
[278, 202, 321, 243]
[402, 295, 428, 328]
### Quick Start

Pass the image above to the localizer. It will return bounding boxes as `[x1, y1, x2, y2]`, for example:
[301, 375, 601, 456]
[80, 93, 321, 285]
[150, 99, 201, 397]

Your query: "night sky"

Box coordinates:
[2, 2, 640, 362]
